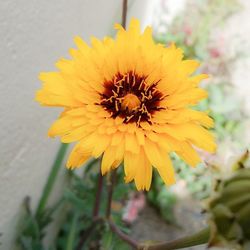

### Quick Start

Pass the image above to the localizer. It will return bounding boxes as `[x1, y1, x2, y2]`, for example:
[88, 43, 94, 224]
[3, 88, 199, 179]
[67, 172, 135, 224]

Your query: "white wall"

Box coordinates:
[0, 1, 155, 249]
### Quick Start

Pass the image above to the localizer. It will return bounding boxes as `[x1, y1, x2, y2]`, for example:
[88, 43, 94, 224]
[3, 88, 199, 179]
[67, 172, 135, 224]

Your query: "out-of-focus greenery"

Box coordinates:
[156, 0, 241, 60]
[148, 172, 177, 224]
[148, 0, 246, 223]
[16, 152, 134, 250]
[207, 152, 250, 249]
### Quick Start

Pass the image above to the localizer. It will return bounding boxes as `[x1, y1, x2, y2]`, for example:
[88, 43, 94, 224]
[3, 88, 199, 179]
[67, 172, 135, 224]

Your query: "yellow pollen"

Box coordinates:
[121, 93, 141, 112]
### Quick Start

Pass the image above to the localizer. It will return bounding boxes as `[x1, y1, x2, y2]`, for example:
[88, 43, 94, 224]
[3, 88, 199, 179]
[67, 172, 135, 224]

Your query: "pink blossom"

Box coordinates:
[209, 47, 221, 58]
[122, 192, 146, 224]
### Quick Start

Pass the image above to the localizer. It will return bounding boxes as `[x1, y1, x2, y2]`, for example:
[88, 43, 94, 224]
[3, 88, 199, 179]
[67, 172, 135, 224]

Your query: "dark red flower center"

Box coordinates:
[100, 71, 164, 125]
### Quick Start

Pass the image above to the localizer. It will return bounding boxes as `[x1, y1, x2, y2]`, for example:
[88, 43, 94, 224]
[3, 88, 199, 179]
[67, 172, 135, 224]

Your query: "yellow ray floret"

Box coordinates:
[36, 18, 216, 191]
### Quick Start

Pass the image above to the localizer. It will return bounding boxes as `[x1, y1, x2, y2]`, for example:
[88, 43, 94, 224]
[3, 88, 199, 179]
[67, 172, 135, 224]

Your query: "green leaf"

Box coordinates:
[63, 189, 85, 210]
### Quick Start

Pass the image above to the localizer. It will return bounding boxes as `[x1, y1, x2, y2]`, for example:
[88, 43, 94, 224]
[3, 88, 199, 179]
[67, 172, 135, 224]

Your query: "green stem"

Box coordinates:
[138, 227, 210, 250]
[66, 213, 79, 250]
[35, 143, 69, 217]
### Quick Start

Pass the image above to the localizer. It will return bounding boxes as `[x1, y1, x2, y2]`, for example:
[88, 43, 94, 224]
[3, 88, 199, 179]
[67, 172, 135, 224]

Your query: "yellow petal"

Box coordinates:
[144, 138, 175, 186]
[177, 142, 202, 167]
[134, 149, 152, 191]
[36, 72, 81, 107]
[111, 132, 124, 146]
[101, 147, 115, 175]
[74, 36, 90, 54]
[125, 133, 140, 154]
[66, 142, 91, 169]
[181, 124, 216, 152]
[155, 152, 175, 186]
[135, 128, 145, 145]
[178, 60, 200, 76]
[101, 145, 124, 175]
[124, 151, 137, 183]
[92, 134, 111, 158]
[61, 126, 91, 143]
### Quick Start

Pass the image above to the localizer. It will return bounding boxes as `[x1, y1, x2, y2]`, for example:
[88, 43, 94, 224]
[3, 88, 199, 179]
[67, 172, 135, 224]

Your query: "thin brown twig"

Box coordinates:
[106, 169, 117, 218]
[122, 0, 128, 29]
[108, 219, 139, 249]
[93, 159, 104, 218]
[76, 217, 103, 250]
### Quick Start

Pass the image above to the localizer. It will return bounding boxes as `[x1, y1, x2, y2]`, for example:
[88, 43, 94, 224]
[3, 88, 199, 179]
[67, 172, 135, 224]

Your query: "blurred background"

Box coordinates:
[0, 0, 250, 249]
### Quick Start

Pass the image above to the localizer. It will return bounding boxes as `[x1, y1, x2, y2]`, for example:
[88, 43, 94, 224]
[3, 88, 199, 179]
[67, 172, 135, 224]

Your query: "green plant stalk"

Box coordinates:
[139, 227, 210, 250]
[35, 143, 69, 217]
[66, 213, 79, 250]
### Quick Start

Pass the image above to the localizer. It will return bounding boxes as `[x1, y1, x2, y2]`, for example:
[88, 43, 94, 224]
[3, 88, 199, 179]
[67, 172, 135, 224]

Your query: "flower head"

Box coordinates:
[36, 19, 216, 190]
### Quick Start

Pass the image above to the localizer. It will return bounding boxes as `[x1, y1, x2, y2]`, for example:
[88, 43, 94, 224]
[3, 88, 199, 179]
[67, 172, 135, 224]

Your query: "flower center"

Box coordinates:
[121, 93, 141, 112]
[100, 71, 164, 125]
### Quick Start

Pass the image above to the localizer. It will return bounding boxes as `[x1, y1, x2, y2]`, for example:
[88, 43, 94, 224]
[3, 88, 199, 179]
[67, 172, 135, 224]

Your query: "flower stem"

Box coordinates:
[93, 158, 104, 218]
[35, 143, 68, 218]
[76, 217, 103, 250]
[138, 227, 210, 250]
[106, 169, 117, 218]
[66, 212, 79, 250]
[122, 0, 128, 29]
[108, 219, 139, 249]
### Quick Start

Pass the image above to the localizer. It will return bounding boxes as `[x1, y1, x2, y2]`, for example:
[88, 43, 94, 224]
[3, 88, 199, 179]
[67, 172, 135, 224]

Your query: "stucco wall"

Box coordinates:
[0, 1, 155, 249]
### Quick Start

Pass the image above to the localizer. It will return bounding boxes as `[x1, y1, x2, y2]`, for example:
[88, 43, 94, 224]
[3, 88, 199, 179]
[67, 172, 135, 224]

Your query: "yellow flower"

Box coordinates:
[36, 19, 216, 191]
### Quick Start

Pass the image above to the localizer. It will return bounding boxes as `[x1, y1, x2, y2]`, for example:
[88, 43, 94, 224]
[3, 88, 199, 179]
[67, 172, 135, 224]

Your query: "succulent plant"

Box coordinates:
[207, 151, 250, 249]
